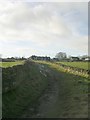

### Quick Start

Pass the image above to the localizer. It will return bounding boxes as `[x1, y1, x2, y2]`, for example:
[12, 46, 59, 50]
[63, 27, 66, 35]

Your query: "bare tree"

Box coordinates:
[55, 52, 67, 60]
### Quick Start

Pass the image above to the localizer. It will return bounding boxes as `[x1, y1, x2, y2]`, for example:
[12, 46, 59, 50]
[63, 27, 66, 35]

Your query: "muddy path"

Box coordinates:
[22, 63, 88, 118]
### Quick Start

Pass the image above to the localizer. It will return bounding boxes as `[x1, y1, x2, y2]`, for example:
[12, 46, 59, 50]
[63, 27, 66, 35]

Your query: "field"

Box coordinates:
[2, 60, 89, 118]
[35, 61, 89, 78]
[56, 62, 89, 70]
[0, 60, 25, 68]
[0, 61, 89, 70]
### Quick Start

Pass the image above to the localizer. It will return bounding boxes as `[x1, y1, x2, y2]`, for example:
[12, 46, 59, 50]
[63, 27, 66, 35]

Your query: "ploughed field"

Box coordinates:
[2, 60, 89, 118]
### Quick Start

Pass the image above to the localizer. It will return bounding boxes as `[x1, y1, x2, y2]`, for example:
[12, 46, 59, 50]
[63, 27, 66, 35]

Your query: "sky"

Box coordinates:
[0, 0, 88, 58]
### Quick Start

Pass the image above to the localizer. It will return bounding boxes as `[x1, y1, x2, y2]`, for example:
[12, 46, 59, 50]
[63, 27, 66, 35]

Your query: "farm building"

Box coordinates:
[2, 58, 15, 62]
[69, 57, 80, 62]
[84, 57, 90, 61]
[52, 58, 59, 61]
[30, 55, 51, 61]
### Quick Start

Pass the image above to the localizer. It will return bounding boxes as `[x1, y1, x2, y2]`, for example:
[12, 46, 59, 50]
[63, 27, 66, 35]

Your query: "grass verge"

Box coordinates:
[2, 61, 49, 118]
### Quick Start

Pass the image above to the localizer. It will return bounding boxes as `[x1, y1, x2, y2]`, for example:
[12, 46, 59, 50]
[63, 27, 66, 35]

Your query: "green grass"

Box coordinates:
[34, 61, 89, 78]
[0, 60, 25, 68]
[3, 61, 49, 117]
[34, 60, 88, 117]
[56, 62, 89, 70]
[3, 60, 88, 118]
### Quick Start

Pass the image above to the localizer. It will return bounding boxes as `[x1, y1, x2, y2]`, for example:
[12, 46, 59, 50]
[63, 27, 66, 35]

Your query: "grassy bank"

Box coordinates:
[35, 61, 89, 78]
[3, 60, 88, 118]
[30, 60, 88, 117]
[2, 61, 49, 118]
[56, 61, 89, 70]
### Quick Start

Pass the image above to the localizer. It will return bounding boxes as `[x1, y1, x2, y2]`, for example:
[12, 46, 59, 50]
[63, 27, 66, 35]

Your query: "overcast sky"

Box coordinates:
[0, 0, 88, 58]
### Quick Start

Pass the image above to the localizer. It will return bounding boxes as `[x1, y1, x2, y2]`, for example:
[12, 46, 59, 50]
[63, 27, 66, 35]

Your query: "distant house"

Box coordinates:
[2, 58, 15, 62]
[69, 57, 80, 62]
[30, 55, 37, 60]
[31, 55, 50, 61]
[84, 57, 90, 61]
[52, 58, 59, 61]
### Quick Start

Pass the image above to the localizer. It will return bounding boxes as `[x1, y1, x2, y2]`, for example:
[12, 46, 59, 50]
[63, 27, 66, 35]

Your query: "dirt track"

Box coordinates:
[22, 63, 88, 118]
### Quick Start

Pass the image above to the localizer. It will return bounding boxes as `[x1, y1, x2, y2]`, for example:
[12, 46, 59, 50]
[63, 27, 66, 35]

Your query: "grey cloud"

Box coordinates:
[0, 1, 88, 57]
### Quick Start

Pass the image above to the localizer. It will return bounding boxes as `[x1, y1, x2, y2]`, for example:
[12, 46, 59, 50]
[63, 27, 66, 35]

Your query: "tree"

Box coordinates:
[55, 52, 67, 60]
